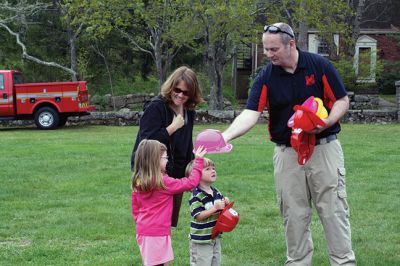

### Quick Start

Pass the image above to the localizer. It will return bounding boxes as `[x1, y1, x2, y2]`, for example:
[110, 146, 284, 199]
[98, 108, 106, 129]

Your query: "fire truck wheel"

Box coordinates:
[34, 107, 60, 130]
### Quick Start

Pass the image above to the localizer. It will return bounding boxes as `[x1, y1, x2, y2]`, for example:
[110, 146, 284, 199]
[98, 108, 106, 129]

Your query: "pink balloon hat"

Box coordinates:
[194, 129, 233, 154]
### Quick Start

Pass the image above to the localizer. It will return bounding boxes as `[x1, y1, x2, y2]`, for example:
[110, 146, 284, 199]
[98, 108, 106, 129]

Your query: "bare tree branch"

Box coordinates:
[251, 6, 267, 16]
[117, 28, 154, 60]
[0, 22, 77, 76]
[361, 17, 390, 24]
[91, 43, 115, 110]
[74, 23, 83, 39]
[0, 1, 48, 21]
[363, 0, 386, 13]
[360, 4, 390, 24]
[1, 1, 79, 78]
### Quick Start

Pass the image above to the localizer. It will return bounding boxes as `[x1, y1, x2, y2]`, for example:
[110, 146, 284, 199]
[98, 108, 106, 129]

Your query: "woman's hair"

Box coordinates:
[160, 66, 204, 110]
[131, 139, 168, 192]
[185, 157, 214, 177]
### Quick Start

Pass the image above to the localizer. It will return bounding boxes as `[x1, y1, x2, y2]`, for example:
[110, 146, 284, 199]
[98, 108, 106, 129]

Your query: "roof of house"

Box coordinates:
[360, 26, 400, 34]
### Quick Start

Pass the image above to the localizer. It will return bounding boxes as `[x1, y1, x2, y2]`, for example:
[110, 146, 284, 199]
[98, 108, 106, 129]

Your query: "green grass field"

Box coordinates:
[0, 124, 399, 265]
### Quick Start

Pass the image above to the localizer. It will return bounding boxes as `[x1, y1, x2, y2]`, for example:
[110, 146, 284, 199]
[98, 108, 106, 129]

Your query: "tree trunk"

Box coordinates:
[207, 44, 225, 110]
[152, 29, 168, 89]
[154, 36, 164, 89]
[297, 16, 308, 50]
[66, 17, 78, 81]
[328, 34, 339, 60]
[91, 44, 115, 110]
[231, 45, 237, 99]
[346, 0, 364, 59]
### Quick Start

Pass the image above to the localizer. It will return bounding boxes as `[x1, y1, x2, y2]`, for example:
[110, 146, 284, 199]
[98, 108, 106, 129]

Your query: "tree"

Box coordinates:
[0, 0, 83, 80]
[258, 0, 353, 59]
[192, 0, 257, 110]
[57, 0, 85, 81]
[74, 0, 198, 88]
[346, 0, 397, 59]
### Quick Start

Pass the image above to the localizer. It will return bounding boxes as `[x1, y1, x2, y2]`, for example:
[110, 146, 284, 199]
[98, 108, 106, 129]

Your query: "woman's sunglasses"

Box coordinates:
[173, 87, 190, 96]
[263, 25, 294, 38]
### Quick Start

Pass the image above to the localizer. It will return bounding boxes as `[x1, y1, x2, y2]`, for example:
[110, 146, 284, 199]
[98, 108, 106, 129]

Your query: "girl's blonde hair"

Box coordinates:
[131, 139, 167, 192]
[160, 66, 204, 110]
[185, 157, 214, 177]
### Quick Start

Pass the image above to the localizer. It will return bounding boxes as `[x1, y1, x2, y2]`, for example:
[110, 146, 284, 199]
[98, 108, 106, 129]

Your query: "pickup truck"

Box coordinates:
[0, 70, 95, 129]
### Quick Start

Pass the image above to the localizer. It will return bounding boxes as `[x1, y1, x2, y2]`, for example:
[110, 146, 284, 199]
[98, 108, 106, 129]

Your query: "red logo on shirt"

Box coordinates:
[305, 74, 315, 86]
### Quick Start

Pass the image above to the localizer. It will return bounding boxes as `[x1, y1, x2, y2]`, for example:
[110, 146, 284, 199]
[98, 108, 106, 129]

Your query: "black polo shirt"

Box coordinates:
[247, 49, 347, 145]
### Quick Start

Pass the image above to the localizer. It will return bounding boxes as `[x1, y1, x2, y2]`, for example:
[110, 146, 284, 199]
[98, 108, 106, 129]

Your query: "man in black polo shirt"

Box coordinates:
[222, 22, 356, 265]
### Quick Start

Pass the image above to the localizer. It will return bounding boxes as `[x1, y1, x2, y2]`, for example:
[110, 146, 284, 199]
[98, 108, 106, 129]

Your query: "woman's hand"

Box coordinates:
[167, 114, 185, 135]
[194, 145, 207, 158]
[172, 114, 185, 129]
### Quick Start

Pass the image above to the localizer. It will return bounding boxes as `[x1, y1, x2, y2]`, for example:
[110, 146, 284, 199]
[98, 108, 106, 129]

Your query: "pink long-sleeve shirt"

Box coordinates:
[131, 157, 204, 236]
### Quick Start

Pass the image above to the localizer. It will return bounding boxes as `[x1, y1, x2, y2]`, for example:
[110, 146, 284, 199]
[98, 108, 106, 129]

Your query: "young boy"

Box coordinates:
[185, 158, 230, 266]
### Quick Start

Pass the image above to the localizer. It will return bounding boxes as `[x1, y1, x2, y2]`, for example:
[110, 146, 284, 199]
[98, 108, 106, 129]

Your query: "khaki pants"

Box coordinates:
[273, 140, 356, 266]
[189, 238, 221, 266]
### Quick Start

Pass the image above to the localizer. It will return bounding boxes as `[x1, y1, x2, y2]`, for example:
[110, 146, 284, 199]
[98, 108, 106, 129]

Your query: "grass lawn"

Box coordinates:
[0, 123, 399, 265]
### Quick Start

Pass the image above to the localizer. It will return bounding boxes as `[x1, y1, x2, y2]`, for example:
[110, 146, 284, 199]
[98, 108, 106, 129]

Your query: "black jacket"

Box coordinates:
[131, 95, 195, 178]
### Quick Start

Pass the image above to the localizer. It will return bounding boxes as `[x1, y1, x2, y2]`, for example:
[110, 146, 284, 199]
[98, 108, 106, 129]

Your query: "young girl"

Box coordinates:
[131, 139, 206, 266]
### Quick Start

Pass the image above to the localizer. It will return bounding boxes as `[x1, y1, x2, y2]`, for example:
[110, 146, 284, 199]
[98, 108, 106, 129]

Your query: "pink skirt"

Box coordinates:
[136, 235, 174, 266]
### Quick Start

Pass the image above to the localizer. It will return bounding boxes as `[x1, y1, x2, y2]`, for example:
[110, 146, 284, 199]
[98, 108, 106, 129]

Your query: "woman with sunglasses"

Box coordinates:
[131, 66, 204, 227]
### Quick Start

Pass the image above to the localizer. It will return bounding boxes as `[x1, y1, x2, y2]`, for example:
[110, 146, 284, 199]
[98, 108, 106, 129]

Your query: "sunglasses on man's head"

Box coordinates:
[173, 87, 189, 96]
[263, 25, 294, 38]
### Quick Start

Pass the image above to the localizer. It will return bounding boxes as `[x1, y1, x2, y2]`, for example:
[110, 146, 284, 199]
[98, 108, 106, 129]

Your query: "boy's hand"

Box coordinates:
[194, 145, 207, 158]
[214, 200, 225, 211]
[223, 197, 230, 205]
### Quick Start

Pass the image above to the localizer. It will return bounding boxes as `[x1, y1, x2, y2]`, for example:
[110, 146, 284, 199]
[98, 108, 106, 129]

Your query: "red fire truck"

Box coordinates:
[0, 70, 95, 129]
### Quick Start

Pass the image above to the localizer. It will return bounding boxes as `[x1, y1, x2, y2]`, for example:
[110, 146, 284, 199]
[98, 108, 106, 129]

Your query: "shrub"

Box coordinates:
[93, 75, 159, 96]
[377, 60, 400, 95]
[331, 56, 357, 91]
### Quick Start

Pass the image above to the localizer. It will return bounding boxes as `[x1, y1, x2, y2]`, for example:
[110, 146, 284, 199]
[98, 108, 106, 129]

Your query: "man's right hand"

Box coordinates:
[222, 109, 260, 142]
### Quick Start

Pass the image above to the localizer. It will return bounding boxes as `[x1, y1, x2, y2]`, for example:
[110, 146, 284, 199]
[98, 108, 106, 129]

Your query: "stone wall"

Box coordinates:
[66, 108, 397, 126]
[90, 94, 154, 111]
[348, 92, 380, 109]
[68, 109, 246, 126]
[344, 109, 397, 123]
[90, 93, 235, 111]
[1, 89, 399, 128]
[397, 80, 400, 120]
[91, 92, 390, 112]
[73, 91, 397, 125]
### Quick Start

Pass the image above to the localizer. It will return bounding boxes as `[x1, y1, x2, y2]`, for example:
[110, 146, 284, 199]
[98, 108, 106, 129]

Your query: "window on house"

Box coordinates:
[237, 43, 252, 69]
[317, 41, 330, 57]
[358, 47, 372, 79]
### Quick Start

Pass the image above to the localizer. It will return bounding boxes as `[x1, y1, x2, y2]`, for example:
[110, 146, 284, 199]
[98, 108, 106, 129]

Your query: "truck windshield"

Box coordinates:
[0, 74, 4, 90]
[13, 73, 24, 84]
